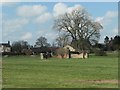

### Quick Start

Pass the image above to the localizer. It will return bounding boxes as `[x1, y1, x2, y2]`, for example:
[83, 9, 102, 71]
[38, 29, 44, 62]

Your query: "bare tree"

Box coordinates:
[54, 8, 103, 51]
[55, 33, 71, 47]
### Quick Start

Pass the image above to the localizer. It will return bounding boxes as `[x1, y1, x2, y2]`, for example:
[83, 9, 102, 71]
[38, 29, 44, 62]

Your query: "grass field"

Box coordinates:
[2, 54, 118, 88]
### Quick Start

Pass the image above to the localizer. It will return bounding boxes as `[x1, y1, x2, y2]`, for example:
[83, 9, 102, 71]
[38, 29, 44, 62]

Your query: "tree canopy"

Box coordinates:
[35, 36, 51, 47]
[54, 8, 103, 51]
[11, 40, 30, 53]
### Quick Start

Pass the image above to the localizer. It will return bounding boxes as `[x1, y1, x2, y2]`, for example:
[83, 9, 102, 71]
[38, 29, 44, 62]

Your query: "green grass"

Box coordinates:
[2, 54, 118, 88]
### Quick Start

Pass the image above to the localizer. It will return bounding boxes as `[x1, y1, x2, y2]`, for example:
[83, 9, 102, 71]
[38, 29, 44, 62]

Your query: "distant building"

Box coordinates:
[57, 45, 88, 59]
[0, 41, 11, 53]
[31, 46, 59, 55]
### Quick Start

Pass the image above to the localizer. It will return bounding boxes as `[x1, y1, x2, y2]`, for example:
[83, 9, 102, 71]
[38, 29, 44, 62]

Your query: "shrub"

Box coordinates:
[94, 48, 107, 56]
[22, 49, 32, 55]
[56, 48, 68, 58]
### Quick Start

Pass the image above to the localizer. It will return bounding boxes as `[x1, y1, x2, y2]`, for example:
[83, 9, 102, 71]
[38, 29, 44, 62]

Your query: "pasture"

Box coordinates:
[2, 54, 118, 88]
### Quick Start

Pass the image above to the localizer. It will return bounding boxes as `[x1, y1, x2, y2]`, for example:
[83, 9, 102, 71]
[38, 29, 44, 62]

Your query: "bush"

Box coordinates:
[56, 48, 68, 58]
[94, 48, 107, 56]
[22, 49, 32, 55]
[2, 52, 25, 56]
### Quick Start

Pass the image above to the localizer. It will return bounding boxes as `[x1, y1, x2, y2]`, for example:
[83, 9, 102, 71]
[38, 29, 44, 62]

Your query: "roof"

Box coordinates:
[0, 43, 11, 47]
[31, 47, 59, 53]
[64, 45, 75, 51]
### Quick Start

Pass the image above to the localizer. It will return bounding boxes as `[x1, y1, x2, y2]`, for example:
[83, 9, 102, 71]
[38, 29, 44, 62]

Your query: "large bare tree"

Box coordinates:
[54, 9, 103, 51]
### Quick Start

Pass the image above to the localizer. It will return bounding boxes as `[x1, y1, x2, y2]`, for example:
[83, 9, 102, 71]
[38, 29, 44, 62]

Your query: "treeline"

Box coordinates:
[11, 36, 50, 54]
[94, 35, 120, 51]
[10, 35, 120, 55]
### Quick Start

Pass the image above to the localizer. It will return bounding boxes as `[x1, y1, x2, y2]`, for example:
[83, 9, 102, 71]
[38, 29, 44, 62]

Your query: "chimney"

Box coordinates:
[8, 41, 10, 45]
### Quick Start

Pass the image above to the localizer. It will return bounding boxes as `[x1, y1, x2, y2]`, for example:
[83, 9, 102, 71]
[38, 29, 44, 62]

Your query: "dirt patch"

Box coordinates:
[78, 80, 118, 84]
[65, 80, 118, 84]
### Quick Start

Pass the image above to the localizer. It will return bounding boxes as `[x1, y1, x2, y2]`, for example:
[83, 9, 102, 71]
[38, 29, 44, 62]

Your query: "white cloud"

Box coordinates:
[1, 2, 17, 6]
[95, 17, 104, 24]
[96, 11, 118, 41]
[1, 0, 39, 2]
[67, 4, 84, 13]
[95, 11, 118, 26]
[0, 14, 2, 42]
[34, 12, 53, 23]
[112, 28, 118, 35]
[1, 0, 22, 2]
[36, 29, 59, 43]
[105, 11, 118, 18]
[3, 18, 28, 32]
[21, 32, 32, 40]
[53, 3, 68, 17]
[17, 5, 47, 17]
[45, 33, 59, 40]
[53, 3, 84, 17]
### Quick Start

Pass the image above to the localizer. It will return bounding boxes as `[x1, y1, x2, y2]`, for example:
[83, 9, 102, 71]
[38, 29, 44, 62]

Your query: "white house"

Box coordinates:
[0, 41, 11, 53]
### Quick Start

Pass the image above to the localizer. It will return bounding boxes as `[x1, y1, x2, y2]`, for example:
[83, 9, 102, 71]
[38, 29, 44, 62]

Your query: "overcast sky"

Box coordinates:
[1, 2, 118, 45]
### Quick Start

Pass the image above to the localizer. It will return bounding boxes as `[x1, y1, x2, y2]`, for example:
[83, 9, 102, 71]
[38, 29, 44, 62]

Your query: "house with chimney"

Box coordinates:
[0, 41, 11, 53]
